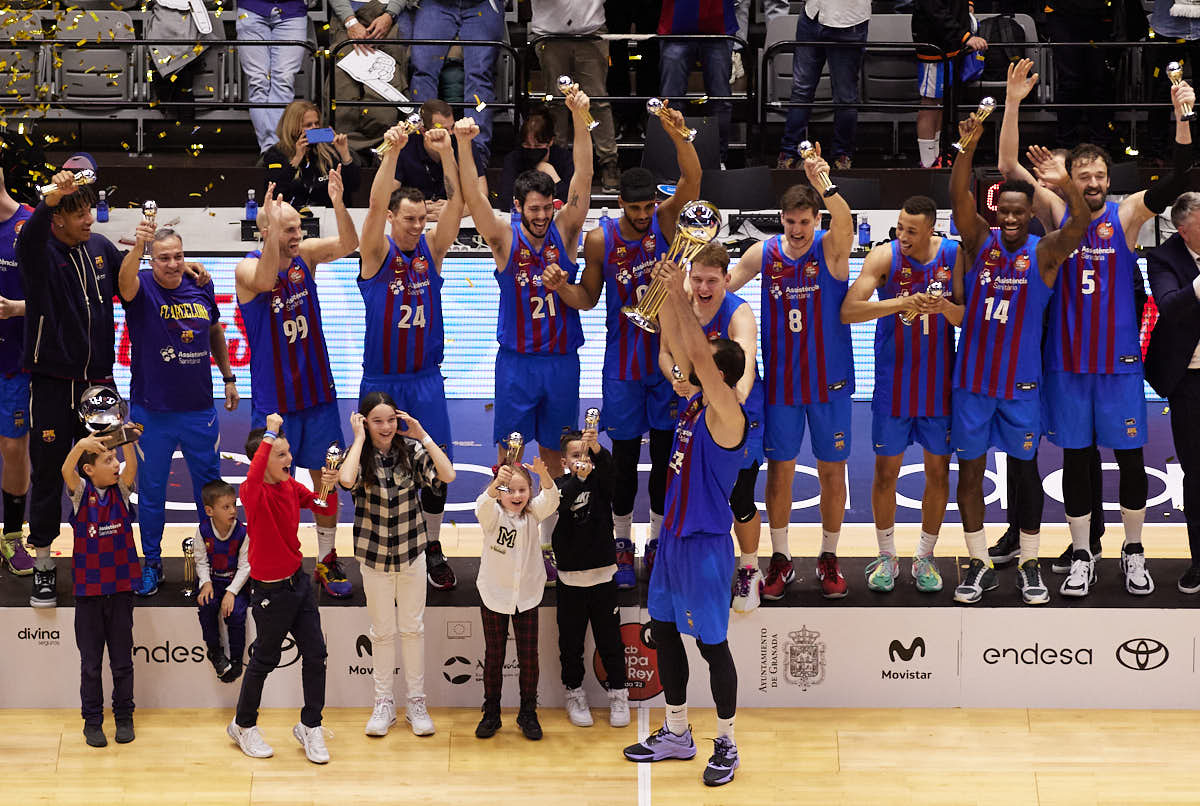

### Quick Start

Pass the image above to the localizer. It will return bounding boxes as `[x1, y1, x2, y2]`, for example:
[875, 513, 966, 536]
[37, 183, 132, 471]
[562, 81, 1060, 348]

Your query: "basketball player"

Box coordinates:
[728, 143, 855, 600]
[622, 257, 747, 787]
[949, 116, 1091, 605]
[455, 90, 593, 474]
[997, 58, 1196, 597]
[357, 122, 464, 591]
[235, 173, 358, 598]
[841, 195, 963, 594]
[658, 242, 765, 612]
[545, 104, 701, 584]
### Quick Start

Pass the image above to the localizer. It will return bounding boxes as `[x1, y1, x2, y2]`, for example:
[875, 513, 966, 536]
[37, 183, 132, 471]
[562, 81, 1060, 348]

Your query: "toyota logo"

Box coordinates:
[1115, 638, 1169, 671]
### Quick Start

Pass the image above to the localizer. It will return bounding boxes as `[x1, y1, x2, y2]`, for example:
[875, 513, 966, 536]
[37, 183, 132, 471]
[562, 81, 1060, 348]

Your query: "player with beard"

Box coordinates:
[543, 104, 701, 588]
[949, 115, 1091, 605]
[841, 195, 963, 594]
[997, 58, 1195, 597]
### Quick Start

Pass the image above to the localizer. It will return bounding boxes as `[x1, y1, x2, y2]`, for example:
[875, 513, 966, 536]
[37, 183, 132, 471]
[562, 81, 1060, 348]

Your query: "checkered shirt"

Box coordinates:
[71, 479, 141, 597]
[347, 440, 445, 572]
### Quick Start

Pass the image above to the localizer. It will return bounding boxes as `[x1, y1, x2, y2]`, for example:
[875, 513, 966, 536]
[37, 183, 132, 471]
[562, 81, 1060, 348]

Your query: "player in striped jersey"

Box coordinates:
[235, 174, 359, 598]
[998, 59, 1196, 597]
[949, 114, 1091, 605]
[357, 122, 465, 591]
[841, 195, 963, 594]
[728, 144, 855, 599]
[545, 105, 700, 585]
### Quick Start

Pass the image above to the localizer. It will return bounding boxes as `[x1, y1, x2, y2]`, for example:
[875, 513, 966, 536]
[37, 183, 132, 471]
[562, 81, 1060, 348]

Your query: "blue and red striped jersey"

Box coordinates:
[0, 204, 32, 376]
[662, 393, 745, 540]
[698, 291, 764, 464]
[239, 252, 337, 414]
[496, 221, 584, 355]
[359, 235, 444, 375]
[601, 215, 666, 380]
[658, 0, 737, 35]
[954, 231, 1053, 400]
[759, 233, 854, 406]
[71, 479, 140, 597]
[200, 517, 246, 580]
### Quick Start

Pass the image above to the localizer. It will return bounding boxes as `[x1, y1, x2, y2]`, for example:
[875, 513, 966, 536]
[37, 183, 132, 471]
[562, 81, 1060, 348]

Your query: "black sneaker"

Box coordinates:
[953, 558, 998, 604]
[988, 528, 1021, 565]
[83, 724, 107, 747]
[1051, 541, 1103, 574]
[30, 566, 56, 608]
[427, 541, 457, 591]
[475, 711, 501, 739]
[516, 709, 542, 741]
[1178, 565, 1200, 594]
[703, 736, 740, 787]
[221, 659, 244, 683]
[208, 648, 232, 679]
[114, 718, 135, 744]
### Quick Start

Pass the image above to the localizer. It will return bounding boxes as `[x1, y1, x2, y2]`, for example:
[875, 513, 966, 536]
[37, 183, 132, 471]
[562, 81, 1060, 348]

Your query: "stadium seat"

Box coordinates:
[762, 14, 833, 125]
[700, 166, 778, 210]
[54, 9, 137, 106]
[862, 14, 919, 155]
[0, 10, 45, 103]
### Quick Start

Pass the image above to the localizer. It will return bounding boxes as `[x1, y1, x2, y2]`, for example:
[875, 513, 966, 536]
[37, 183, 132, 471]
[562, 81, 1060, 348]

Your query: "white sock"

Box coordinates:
[614, 512, 633, 542]
[316, 526, 336, 560]
[964, 528, 990, 564]
[918, 137, 940, 167]
[648, 511, 663, 543]
[1019, 531, 1040, 566]
[917, 530, 938, 557]
[820, 530, 839, 555]
[770, 526, 790, 559]
[740, 552, 756, 568]
[35, 545, 52, 571]
[422, 510, 443, 544]
[665, 703, 688, 736]
[1121, 506, 1146, 549]
[716, 714, 735, 741]
[1066, 513, 1091, 554]
[875, 527, 896, 557]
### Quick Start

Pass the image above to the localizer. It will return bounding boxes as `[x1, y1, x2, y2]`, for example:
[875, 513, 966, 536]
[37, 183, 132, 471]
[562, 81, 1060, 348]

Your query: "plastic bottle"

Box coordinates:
[245, 189, 257, 222]
[857, 219, 870, 246]
[95, 190, 109, 223]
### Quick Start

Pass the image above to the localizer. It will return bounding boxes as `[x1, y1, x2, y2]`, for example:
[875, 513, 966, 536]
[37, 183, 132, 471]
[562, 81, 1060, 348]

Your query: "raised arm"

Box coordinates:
[361, 127, 406, 279]
[950, 117, 992, 259]
[841, 243, 911, 323]
[802, 142, 852, 280]
[998, 58, 1061, 228]
[1031, 144, 1090, 285]
[61, 436, 104, 495]
[119, 440, 138, 489]
[235, 183, 284, 302]
[455, 117, 512, 263]
[339, 412, 366, 490]
[300, 165, 359, 267]
[398, 411, 456, 484]
[727, 239, 763, 292]
[654, 105, 702, 242]
[553, 88, 596, 246]
[117, 217, 156, 302]
[426, 127, 466, 264]
[1120, 80, 1197, 247]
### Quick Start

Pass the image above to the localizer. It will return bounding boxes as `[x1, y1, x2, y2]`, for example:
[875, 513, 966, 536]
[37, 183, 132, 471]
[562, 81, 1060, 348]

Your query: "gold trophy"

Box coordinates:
[584, 407, 600, 430]
[38, 169, 96, 197]
[797, 140, 838, 198]
[952, 96, 996, 152]
[899, 279, 947, 326]
[181, 537, 196, 599]
[373, 112, 424, 156]
[314, 442, 344, 507]
[495, 432, 524, 493]
[646, 97, 697, 142]
[78, 385, 143, 449]
[1167, 62, 1196, 121]
[622, 200, 722, 334]
[142, 199, 157, 229]
[558, 75, 598, 131]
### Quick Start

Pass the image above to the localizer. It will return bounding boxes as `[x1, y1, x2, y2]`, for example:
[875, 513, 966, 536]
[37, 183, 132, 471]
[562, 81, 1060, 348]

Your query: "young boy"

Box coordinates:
[552, 427, 630, 729]
[194, 479, 250, 683]
[62, 429, 142, 748]
[227, 414, 338, 764]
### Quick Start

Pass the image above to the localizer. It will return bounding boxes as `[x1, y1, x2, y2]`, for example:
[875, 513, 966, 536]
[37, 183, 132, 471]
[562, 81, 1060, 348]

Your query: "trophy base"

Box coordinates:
[586, 121, 600, 131]
[99, 423, 144, 450]
[951, 142, 967, 153]
[898, 314, 918, 326]
[621, 305, 660, 334]
[822, 183, 839, 198]
[1184, 112, 1197, 121]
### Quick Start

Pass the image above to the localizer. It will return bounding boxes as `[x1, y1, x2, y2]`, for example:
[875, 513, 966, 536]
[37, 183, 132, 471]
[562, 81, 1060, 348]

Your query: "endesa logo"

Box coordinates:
[133, 641, 206, 664]
[982, 643, 1093, 666]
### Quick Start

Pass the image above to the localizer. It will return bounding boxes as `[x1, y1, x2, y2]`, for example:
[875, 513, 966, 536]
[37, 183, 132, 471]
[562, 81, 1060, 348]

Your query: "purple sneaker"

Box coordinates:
[614, 538, 636, 589]
[2, 532, 34, 576]
[623, 724, 697, 762]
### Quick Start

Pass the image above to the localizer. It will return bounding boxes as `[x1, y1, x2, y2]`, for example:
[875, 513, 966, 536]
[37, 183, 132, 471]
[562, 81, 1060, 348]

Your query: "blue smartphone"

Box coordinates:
[306, 127, 335, 144]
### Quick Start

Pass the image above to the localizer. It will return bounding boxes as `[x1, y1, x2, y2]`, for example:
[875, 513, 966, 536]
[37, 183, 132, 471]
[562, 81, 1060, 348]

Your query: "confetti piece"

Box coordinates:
[474, 94, 486, 112]
[157, 131, 166, 138]
[215, 127, 222, 134]
[169, 73, 177, 83]
[467, 278, 474, 287]
[189, 192, 202, 197]
[120, 141, 129, 149]
[191, 125, 200, 135]
[693, 95, 708, 104]
[75, 38, 86, 46]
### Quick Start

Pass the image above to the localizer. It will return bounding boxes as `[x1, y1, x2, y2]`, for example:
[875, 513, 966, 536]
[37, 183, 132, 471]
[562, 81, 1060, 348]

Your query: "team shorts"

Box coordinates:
[647, 530, 735, 645]
[918, 59, 955, 100]
[252, 400, 345, 470]
[951, 388, 1040, 461]
[763, 397, 852, 463]
[600, 373, 677, 440]
[493, 348, 580, 449]
[361, 368, 454, 460]
[871, 410, 952, 457]
[1043, 371, 1147, 451]
[0, 372, 30, 438]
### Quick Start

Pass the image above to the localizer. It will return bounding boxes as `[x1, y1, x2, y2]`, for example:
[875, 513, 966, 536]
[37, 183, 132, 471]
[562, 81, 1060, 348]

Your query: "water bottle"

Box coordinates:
[245, 189, 257, 222]
[95, 190, 109, 223]
[600, 206, 610, 224]
[857, 219, 870, 246]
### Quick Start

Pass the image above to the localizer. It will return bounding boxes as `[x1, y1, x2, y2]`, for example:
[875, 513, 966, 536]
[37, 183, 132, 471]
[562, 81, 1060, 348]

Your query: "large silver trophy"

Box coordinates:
[899, 280, 947, 326]
[78, 386, 142, 449]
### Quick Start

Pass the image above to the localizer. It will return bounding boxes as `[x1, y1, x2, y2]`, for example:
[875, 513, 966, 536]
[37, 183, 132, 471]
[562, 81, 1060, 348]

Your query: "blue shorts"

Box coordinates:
[493, 348, 580, 449]
[918, 59, 954, 99]
[1043, 371, 1147, 451]
[360, 369, 454, 460]
[600, 374, 677, 440]
[0, 373, 30, 438]
[871, 410, 952, 457]
[951, 389, 1040, 461]
[763, 397, 851, 463]
[647, 531, 734, 645]
[252, 400, 345, 470]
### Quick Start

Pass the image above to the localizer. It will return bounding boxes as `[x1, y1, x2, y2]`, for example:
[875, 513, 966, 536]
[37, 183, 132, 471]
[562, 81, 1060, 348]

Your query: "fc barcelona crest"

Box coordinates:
[988, 248, 1001, 261]
[181, 329, 194, 343]
[769, 259, 786, 278]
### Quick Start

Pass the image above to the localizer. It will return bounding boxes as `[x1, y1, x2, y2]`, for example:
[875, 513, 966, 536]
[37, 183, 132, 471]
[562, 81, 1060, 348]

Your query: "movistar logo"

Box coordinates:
[888, 637, 926, 662]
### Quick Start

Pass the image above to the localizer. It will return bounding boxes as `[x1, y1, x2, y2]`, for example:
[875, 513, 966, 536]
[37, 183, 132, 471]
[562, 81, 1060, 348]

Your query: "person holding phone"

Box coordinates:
[263, 100, 362, 210]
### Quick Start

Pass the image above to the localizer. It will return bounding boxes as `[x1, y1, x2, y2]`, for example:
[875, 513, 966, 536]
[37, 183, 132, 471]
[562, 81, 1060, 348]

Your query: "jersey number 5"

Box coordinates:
[283, 314, 309, 343]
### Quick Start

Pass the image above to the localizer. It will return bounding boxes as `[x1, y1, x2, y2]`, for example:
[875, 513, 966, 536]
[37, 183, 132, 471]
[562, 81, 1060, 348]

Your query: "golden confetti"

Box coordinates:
[75, 38, 86, 46]
[157, 131, 166, 139]
[120, 141, 129, 149]
[189, 192, 202, 197]
[169, 73, 177, 83]
[474, 94, 486, 112]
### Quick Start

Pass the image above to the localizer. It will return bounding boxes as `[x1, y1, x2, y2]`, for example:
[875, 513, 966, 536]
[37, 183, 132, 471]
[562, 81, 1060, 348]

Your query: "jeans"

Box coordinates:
[1046, 13, 1115, 148]
[236, 8, 308, 152]
[536, 32, 617, 166]
[410, 0, 505, 160]
[76, 592, 135, 726]
[131, 405, 221, 564]
[361, 555, 427, 701]
[659, 40, 733, 162]
[780, 14, 869, 159]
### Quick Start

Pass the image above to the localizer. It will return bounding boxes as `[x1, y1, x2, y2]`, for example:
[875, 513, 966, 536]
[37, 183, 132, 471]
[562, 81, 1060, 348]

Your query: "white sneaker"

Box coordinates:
[227, 721, 273, 758]
[731, 50, 745, 83]
[406, 696, 436, 736]
[1121, 545, 1155, 595]
[731, 565, 763, 613]
[365, 696, 396, 736]
[565, 686, 593, 727]
[1060, 550, 1095, 598]
[608, 687, 630, 728]
[292, 723, 330, 764]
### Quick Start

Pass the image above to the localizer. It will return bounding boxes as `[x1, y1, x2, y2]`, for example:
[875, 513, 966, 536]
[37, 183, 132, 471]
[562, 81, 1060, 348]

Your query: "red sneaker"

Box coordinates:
[816, 552, 848, 599]
[760, 552, 795, 600]
[315, 550, 353, 598]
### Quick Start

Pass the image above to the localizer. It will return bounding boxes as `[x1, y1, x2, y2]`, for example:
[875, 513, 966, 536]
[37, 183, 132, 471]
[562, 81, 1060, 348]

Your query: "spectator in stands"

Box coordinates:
[262, 101, 362, 210]
[776, 0, 871, 171]
[498, 107, 575, 212]
[734, 0, 789, 83]
[605, 0, 661, 141]
[392, 100, 488, 219]
[146, 0, 225, 120]
[659, 0, 738, 164]
[409, 0, 505, 161]
[1146, 2, 1200, 162]
[531, 0, 619, 191]
[913, 0, 987, 167]
[328, 0, 415, 152]
[1044, 1, 1117, 150]
[236, 0, 310, 155]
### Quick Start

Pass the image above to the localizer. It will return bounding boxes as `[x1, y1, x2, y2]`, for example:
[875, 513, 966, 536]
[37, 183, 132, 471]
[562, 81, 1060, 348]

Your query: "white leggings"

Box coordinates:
[360, 553, 427, 701]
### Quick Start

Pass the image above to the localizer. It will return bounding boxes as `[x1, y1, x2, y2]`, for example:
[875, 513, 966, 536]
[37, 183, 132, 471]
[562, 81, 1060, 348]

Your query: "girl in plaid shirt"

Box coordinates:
[338, 391, 455, 738]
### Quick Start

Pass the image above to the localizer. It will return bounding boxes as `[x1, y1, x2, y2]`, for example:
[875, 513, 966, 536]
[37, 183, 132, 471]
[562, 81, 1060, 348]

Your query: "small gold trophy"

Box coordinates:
[646, 97, 697, 142]
[952, 96, 996, 152]
[1167, 62, 1196, 121]
[899, 279, 948, 326]
[798, 140, 838, 198]
[496, 432, 524, 493]
[584, 407, 600, 430]
[314, 442, 344, 507]
[142, 199, 157, 228]
[374, 112, 425, 156]
[38, 169, 96, 197]
[181, 537, 196, 599]
[558, 75, 599, 131]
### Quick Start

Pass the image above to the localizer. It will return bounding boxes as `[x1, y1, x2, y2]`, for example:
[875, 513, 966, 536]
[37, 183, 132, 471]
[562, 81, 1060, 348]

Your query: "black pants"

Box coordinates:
[556, 578, 626, 690]
[1169, 371, 1200, 563]
[1046, 12, 1116, 148]
[28, 375, 96, 550]
[75, 592, 135, 726]
[605, 0, 661, 127]
[235, 570, 327, 729]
